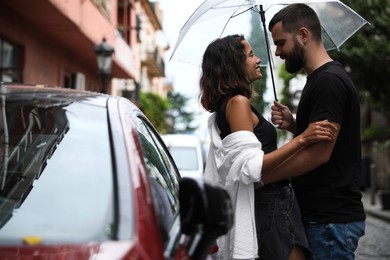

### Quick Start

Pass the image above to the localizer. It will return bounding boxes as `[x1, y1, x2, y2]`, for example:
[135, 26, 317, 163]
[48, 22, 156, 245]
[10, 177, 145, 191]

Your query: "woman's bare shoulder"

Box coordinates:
[228, 95, 250, 105]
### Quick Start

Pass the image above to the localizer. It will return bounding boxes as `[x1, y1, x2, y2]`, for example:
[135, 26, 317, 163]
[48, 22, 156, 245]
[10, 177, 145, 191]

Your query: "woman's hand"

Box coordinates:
[299, 120, 338, 146]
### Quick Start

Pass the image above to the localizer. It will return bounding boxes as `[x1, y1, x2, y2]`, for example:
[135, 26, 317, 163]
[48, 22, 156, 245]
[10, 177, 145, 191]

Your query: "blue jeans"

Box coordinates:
[304, 221, 365, 260]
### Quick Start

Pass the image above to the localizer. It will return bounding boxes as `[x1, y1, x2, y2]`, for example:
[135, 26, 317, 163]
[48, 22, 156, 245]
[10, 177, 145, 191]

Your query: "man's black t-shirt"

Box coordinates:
[293, 61, 366, 223]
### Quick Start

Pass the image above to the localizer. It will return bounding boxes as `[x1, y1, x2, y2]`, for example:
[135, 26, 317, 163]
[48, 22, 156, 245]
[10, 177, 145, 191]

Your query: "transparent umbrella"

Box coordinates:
[169, 0, 369, 100]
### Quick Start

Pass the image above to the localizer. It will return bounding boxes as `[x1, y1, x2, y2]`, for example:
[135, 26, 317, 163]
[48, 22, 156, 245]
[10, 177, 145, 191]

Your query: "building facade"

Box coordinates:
[0, 0, 167, 99]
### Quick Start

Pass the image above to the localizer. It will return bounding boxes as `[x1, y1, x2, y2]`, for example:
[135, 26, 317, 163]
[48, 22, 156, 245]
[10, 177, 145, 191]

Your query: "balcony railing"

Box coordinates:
[141, 48, 165, 78]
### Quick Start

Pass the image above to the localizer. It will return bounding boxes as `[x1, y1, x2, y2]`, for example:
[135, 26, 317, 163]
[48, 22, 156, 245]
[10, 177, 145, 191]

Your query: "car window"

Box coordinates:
[135, 117, 180, 242]
[0, 100, 115, 244]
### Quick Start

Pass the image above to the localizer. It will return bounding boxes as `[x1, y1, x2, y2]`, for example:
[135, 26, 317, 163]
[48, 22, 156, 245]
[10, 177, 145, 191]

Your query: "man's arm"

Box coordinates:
[261, 122, 340, 184]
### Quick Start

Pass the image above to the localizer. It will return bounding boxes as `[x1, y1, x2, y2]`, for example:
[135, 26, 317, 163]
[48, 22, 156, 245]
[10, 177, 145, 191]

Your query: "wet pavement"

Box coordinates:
[356, 216, 390, 259]
[356, 191, 390, 260]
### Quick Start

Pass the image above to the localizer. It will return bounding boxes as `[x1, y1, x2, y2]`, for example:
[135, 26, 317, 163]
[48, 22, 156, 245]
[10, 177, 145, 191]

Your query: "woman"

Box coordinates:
[199, 35, 337, 260]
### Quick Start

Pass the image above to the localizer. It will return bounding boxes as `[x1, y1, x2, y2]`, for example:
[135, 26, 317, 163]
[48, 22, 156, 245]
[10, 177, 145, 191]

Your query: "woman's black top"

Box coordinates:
[216, 96, 277, 153]
[216, 96, 289, 189]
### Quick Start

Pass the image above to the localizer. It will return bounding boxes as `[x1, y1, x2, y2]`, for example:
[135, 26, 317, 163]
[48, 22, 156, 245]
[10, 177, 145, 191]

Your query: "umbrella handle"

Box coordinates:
[259, 5, 278, 101]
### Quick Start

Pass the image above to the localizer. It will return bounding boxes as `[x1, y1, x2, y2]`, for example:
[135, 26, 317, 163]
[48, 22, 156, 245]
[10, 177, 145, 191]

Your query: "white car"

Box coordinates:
[162, 134, 206, 181]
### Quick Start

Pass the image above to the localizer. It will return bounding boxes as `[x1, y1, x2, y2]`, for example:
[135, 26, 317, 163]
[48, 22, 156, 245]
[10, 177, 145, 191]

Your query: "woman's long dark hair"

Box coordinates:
[199, 34, 252, 112]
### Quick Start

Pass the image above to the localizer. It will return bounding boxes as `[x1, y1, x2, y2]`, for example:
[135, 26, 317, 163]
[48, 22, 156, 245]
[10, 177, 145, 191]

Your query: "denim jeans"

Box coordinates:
[254, 184, 309, 259]
[304, 221, 365, 260]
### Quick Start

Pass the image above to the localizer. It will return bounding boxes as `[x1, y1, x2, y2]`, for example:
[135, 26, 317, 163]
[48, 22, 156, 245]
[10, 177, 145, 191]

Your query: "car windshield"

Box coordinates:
[168, 147, 199, 171]
[0, 96, 115, 245]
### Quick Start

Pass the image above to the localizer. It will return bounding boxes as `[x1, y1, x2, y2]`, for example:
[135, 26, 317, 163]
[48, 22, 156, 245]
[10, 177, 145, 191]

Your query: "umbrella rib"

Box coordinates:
[231, 7, 254, 18]
[220, 3, 254, 37]
[321, 25, 339, 51]
[334, 23, 368, 51]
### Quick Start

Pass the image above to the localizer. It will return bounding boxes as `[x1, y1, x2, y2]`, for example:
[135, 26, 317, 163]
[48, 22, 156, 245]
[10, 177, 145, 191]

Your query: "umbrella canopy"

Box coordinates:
[169, 0, 369, 100]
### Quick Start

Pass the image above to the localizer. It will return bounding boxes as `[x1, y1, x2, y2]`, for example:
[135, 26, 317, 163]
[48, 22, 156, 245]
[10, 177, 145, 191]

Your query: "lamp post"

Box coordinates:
[94, 38, 114, 94]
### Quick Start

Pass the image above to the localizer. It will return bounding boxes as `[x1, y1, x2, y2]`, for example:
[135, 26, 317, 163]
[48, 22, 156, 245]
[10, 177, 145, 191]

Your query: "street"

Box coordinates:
[356, 215, 390, 260]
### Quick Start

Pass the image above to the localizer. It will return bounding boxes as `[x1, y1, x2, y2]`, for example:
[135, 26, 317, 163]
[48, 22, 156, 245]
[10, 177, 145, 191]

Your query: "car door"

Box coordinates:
[133, 114, 186, 259]
[122, 100, 232, 260]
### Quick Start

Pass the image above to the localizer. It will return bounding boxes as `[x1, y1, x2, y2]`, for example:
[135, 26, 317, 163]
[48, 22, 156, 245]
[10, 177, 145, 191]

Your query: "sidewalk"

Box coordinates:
[361, 190, 390, 223]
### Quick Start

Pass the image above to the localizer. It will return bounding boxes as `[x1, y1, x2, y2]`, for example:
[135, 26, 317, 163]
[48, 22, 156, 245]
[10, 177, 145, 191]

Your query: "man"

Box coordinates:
[262, 3, 366, 260]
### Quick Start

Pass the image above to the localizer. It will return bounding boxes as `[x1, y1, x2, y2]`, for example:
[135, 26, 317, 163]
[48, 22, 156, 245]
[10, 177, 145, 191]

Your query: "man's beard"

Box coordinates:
[285, 39, 304, 74]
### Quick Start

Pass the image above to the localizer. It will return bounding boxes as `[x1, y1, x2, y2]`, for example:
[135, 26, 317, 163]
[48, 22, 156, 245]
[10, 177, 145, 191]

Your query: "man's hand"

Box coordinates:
[271, 100, 295, 132]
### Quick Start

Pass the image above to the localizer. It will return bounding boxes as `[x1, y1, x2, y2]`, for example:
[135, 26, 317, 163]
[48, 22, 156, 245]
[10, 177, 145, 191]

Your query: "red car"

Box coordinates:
[0, 83, 232, 259]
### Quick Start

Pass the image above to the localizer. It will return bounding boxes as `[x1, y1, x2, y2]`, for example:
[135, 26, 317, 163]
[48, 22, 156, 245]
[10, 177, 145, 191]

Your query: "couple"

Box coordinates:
[201, 4, 366, 260]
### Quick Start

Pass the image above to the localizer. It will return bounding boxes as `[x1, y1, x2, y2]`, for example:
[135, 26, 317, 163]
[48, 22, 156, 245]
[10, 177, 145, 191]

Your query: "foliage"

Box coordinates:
[330, 0, 390, 123]
[277, 63, 301, 112]
[138, 91, 198, 134]
[250, 69, 268, 114]
[167, 91, 198, 134]
[362, 126, 390, 142]
[248, 9, 269, 114]
[138, 92, 170, 134]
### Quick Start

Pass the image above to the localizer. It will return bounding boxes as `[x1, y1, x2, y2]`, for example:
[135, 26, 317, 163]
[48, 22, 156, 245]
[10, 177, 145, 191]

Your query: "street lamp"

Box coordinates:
[94, 37, 114, 94]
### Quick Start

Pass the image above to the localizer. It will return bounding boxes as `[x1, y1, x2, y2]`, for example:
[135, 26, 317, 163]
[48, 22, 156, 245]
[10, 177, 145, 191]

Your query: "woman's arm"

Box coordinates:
[226, 95, 257, 132]
[261, 121, 338, 174]
[261, 127, 339, 184]
[226, 95, 337, 177]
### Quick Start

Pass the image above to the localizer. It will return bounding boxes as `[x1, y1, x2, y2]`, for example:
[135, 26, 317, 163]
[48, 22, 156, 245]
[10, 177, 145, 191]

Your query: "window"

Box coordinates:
[135, 116, 180, 242]
[0, 98, 114, 243]
[0, 38, 22, 82]
[92, 0, 111, 18]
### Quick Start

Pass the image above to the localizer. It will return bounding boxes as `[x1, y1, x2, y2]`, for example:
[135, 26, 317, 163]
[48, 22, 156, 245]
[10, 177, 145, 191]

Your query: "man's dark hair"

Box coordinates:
[268, 3, 322, 42]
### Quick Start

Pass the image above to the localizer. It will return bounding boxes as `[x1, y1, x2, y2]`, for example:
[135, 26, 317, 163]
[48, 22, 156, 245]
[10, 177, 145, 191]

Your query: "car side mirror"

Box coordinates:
[179, 177, 233, 259]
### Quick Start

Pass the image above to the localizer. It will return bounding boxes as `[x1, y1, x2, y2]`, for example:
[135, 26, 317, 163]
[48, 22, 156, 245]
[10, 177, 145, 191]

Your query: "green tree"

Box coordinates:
[277, 63, 300, 113]
[250, 70, 268, 114]
[138, 92, 170, 134]
[167, 91, 197, 134]
[330, 0, 390, 122]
